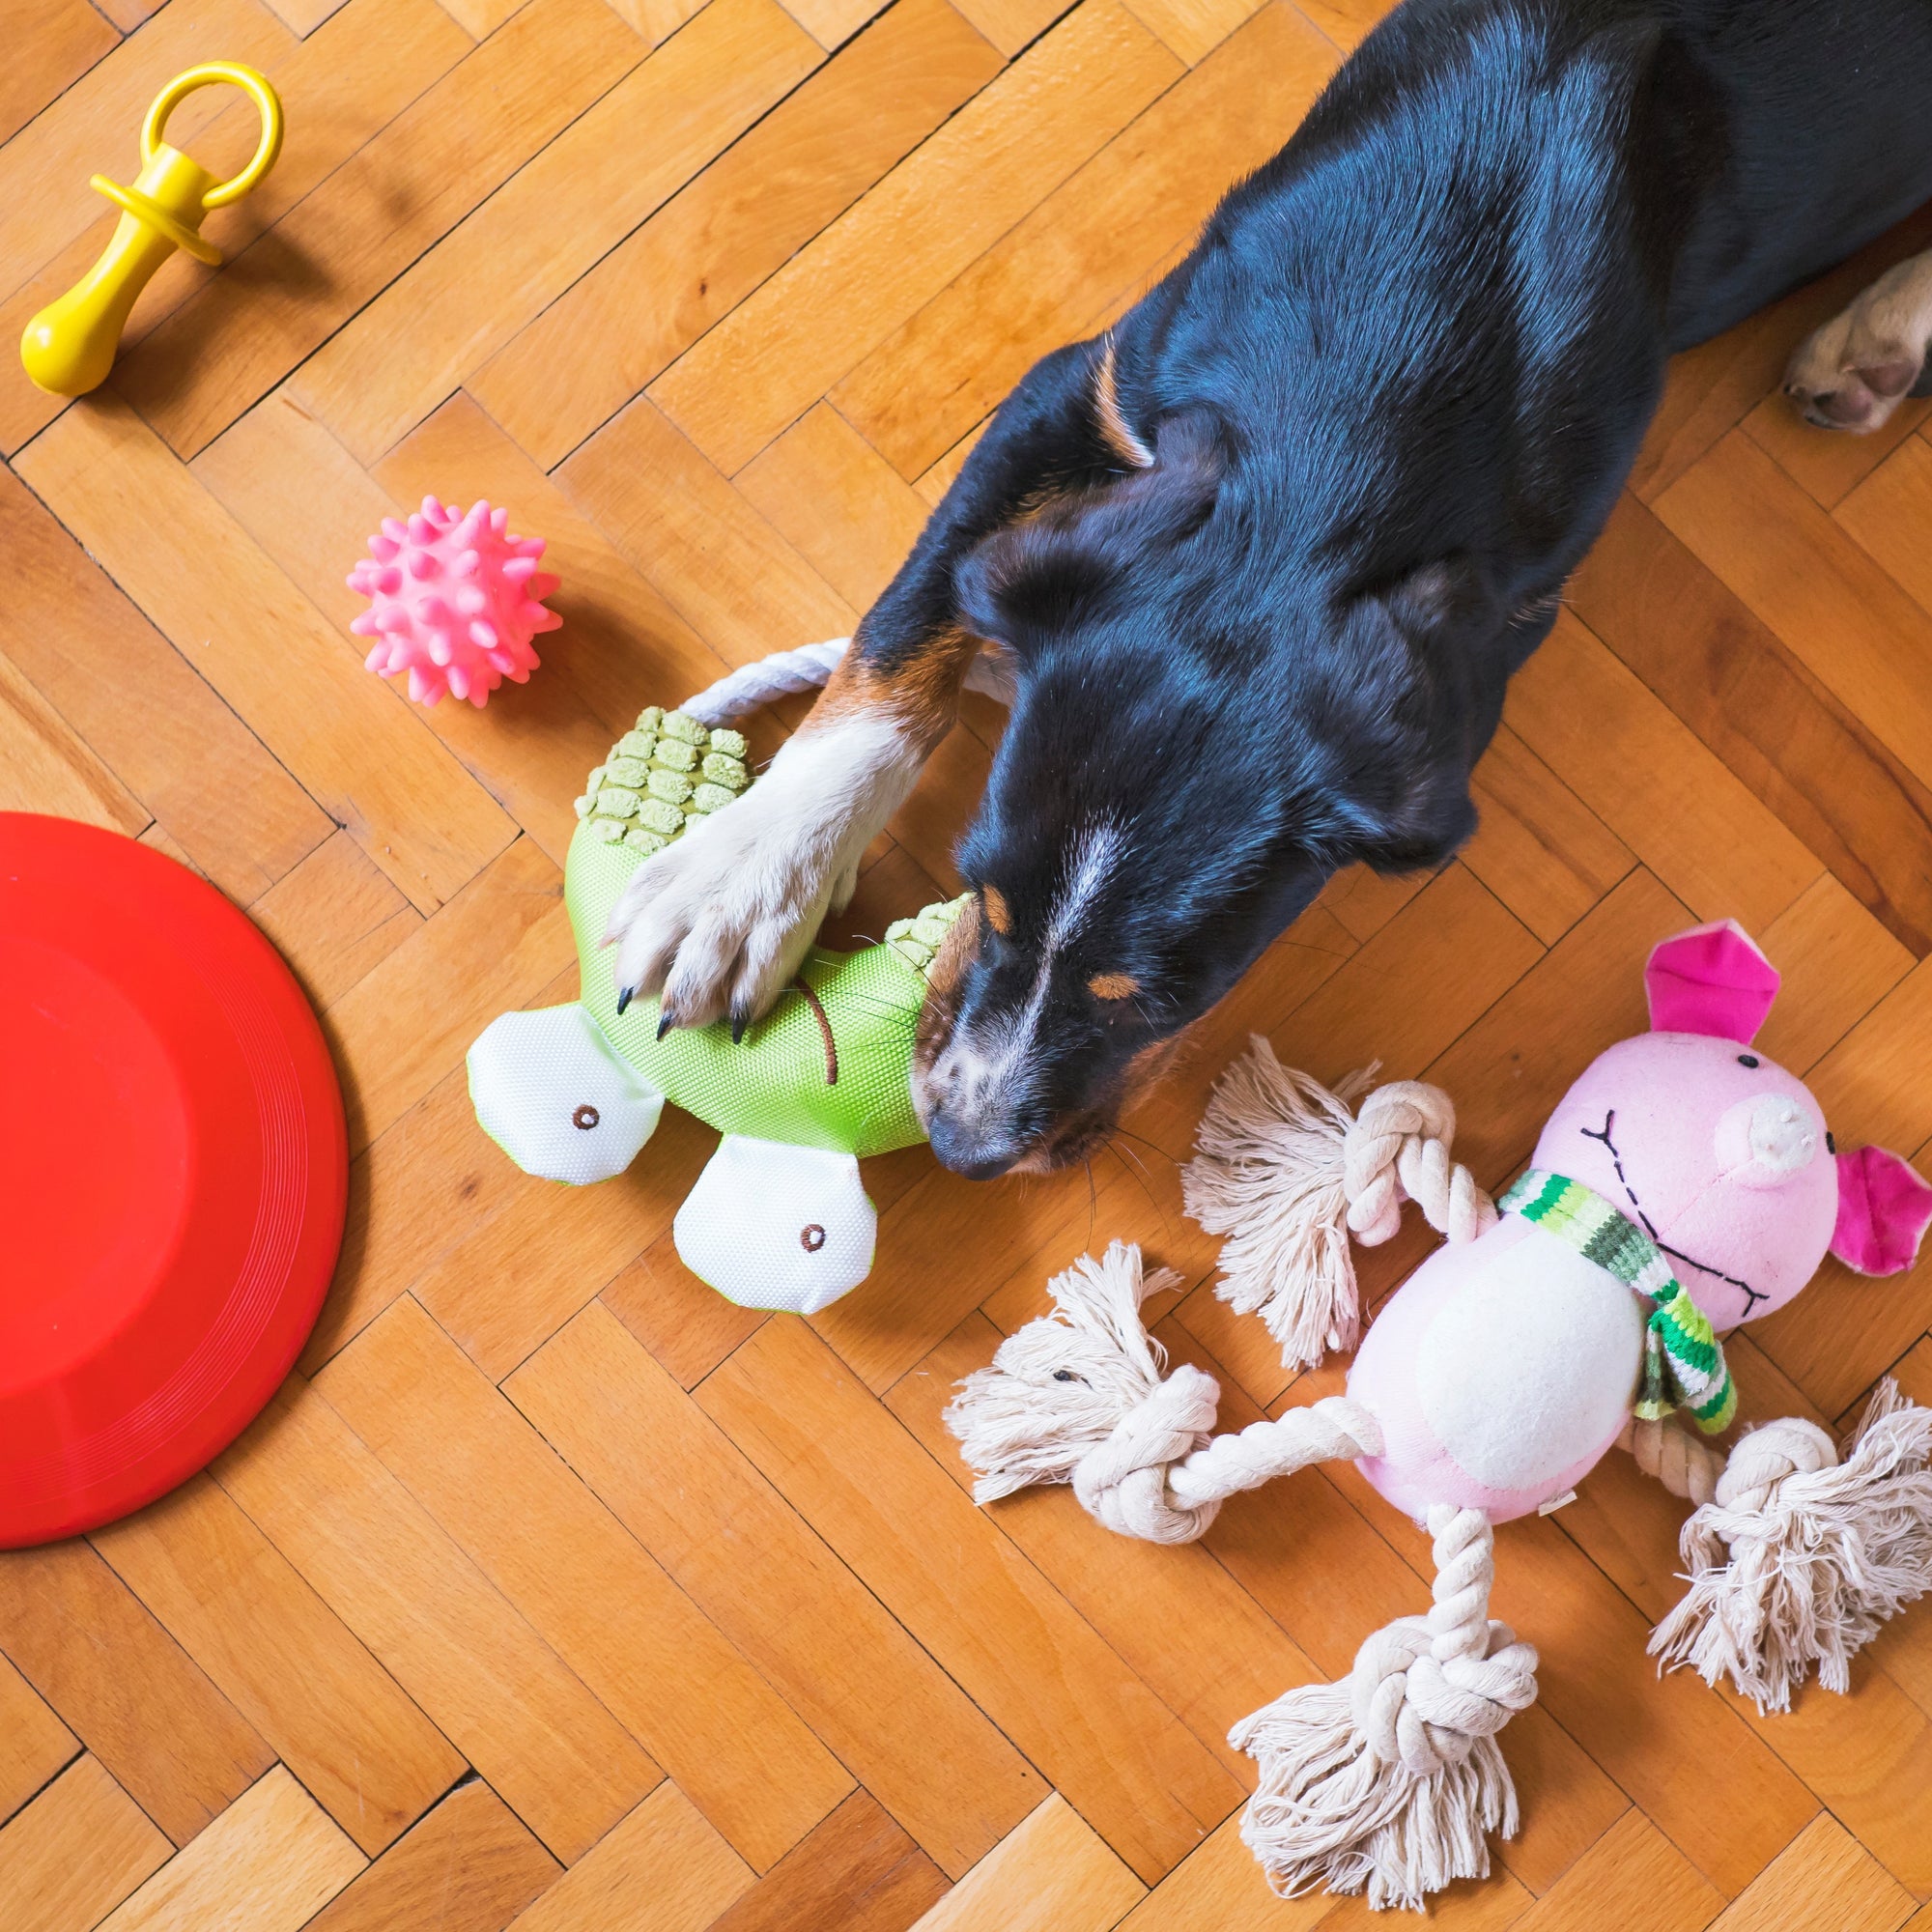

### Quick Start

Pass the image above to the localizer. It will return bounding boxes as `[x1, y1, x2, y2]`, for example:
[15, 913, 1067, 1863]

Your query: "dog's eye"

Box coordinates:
[1053, 1368, 1085, 1384]
[1088, 973, 1138, 1002]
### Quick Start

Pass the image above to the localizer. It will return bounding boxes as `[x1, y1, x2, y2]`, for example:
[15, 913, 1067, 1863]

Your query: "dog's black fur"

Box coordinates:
[879, 0, 1932, 1175]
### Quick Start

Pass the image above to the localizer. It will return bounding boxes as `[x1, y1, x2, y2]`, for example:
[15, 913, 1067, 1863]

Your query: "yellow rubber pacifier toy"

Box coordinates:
[21, 63, 283, 397]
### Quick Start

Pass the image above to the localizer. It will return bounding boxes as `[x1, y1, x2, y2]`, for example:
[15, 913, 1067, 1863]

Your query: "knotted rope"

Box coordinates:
[1651, 1381, 1932, 1712]
[1075, 1378, 1383, 1543]
[1232, 1507, 1538, 1912]
[946, 1242, 1382, 1543]
[1709, 1416, 1836, 1509]
[1344, 1081, 1494, 1247]
[1182, 1037, 1496, 1369]
[680, 637, 1017, 726]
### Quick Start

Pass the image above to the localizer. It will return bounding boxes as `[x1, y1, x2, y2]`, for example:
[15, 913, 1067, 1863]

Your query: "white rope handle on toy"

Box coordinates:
[680, 637, 1017, 726]
[1240, 1509, 1530, 1783]
[1346, 1508, 1536, 1776]
[1346, 1081, 1494, 1246]
[946, 1241, 1383, 1544]
[1182, 1038, 1497, 1369]
[1233, 1505, 1539, 1911]
[1648, 1382, 1932, 1712]
[1072, 1368, 1384, 1542]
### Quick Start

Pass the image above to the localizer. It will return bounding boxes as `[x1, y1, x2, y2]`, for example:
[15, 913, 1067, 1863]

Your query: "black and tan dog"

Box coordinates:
[611, 0, 1932, 1179]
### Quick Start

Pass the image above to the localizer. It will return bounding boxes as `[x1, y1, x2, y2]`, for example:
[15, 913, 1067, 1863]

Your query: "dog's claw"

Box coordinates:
[657, 1011, 674, 1041]
[614, 985, 634, 1017]
[730, 1008, 749, 1044]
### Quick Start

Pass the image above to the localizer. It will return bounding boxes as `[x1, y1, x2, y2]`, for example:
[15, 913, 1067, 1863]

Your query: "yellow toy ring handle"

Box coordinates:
[140, 62, 283, 210]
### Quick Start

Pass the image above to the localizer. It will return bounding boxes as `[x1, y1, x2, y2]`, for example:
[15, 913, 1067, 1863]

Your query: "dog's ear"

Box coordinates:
[1318, 760, 1480, 875]
[1304, 556, 1500, 873]
[955, 411, 1225, 649]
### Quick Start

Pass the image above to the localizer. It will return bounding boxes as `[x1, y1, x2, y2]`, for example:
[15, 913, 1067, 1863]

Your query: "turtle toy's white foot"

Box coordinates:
[468, 1006, 664, 1183]
[674, 1136, 877, 1314]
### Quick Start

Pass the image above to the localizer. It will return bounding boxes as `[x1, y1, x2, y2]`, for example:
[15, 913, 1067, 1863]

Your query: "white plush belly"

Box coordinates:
[1415, 1228, 1645, 1492]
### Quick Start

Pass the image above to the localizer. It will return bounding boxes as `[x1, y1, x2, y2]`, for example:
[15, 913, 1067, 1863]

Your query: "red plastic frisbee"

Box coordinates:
[1, 813, 346, 1548]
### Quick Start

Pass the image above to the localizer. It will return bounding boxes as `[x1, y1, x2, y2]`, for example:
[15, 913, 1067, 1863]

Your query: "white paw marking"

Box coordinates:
[606, 707, 924, 1031]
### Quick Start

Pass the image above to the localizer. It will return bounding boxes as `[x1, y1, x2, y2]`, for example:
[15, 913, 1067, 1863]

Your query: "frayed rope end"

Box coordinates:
[945, 1241, 1184, 1506]
[1649, 1378, 1932, 1714]
[1182, 1038, 1492, 1375]
[1181, 1038, 1369, 1370]
[1232, 1688, 1519, 1913]
[1230, 1508, 1535, 1913]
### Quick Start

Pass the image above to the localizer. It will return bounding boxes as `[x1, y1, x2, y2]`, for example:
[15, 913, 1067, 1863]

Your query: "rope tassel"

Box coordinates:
[946, 1241, 1380, 1542]
[1181, 1037, 1495, 1370]
[1649, 1378, 1932, 1713]
[1231, 1508, 1538, 1913]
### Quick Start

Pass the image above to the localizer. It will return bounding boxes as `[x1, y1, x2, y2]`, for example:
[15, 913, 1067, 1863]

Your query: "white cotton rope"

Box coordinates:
[1709, 1415, 1838, 1508]
[680, 637, 1018, 726]
[1650, 1380, 1932, 1713]
[1345, 1081, 1495, 1248]
[944, 1241, 1382, 1543]
[1232, 1506, 1538, 1912]
[951, 1246, 1543, 1909]
[1075, 1381, 1385, 1544]
[1182, 1038, 1496, 1370]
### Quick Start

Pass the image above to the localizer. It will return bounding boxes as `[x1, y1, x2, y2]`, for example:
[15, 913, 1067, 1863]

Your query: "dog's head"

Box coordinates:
[912, 413, 1489, 1176]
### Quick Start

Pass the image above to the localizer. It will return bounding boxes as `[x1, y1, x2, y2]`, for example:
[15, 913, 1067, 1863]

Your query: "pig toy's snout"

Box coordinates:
[1716, 1093, 1820, 1187]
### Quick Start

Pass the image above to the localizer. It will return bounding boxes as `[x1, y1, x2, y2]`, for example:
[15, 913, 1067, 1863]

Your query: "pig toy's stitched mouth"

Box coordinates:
[1581, 1110, 1769, 1318]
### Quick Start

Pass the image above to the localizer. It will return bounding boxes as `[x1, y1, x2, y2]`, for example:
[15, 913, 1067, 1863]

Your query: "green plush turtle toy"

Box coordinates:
[467, 689, 963, 1316]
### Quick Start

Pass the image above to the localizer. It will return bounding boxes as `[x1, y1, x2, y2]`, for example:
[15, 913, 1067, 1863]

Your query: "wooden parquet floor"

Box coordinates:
[7, 0, 1932, 1924]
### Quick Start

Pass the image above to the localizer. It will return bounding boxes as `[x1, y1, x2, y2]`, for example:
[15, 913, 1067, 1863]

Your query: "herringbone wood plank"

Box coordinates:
[7, 0, 1932, 1924]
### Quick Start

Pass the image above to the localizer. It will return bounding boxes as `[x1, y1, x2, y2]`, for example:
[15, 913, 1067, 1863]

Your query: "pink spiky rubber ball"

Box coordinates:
[349, 497, 561, 708]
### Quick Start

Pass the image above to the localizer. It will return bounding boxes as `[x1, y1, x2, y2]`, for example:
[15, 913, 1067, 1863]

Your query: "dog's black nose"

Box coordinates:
[925, 1110, 1021, 1180]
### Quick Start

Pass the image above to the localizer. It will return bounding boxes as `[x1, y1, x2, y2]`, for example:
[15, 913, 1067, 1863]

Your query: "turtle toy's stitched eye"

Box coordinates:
[800, 1224, 826, 1253]
[1738, 1054, 1760, 1068]
[1053, 1368, 1085, 1384]
[571, 1104, 600, 1130]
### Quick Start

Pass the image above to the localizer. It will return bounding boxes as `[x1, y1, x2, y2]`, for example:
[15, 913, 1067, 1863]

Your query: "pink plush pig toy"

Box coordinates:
[948, 922, 1932, 1913]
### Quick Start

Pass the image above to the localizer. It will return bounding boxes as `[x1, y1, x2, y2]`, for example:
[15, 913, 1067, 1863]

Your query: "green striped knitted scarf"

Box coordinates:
[1498, 1170, 1737, 1435]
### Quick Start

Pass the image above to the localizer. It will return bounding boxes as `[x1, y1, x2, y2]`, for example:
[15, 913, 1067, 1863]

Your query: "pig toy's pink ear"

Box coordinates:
[1833, 1146, 1932, 1275]
[1645, 920, 1780, 1043]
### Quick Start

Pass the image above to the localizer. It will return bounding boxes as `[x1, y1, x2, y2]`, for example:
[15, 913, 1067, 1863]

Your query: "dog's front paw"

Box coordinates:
[608, 697, 929, 1035]
[606, 791, 844, 1037]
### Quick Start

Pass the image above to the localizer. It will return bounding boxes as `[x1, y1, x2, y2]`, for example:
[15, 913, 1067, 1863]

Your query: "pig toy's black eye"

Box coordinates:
[1737, 1054, 1759, 1068]
[1827, 1130, 1837, 1154]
